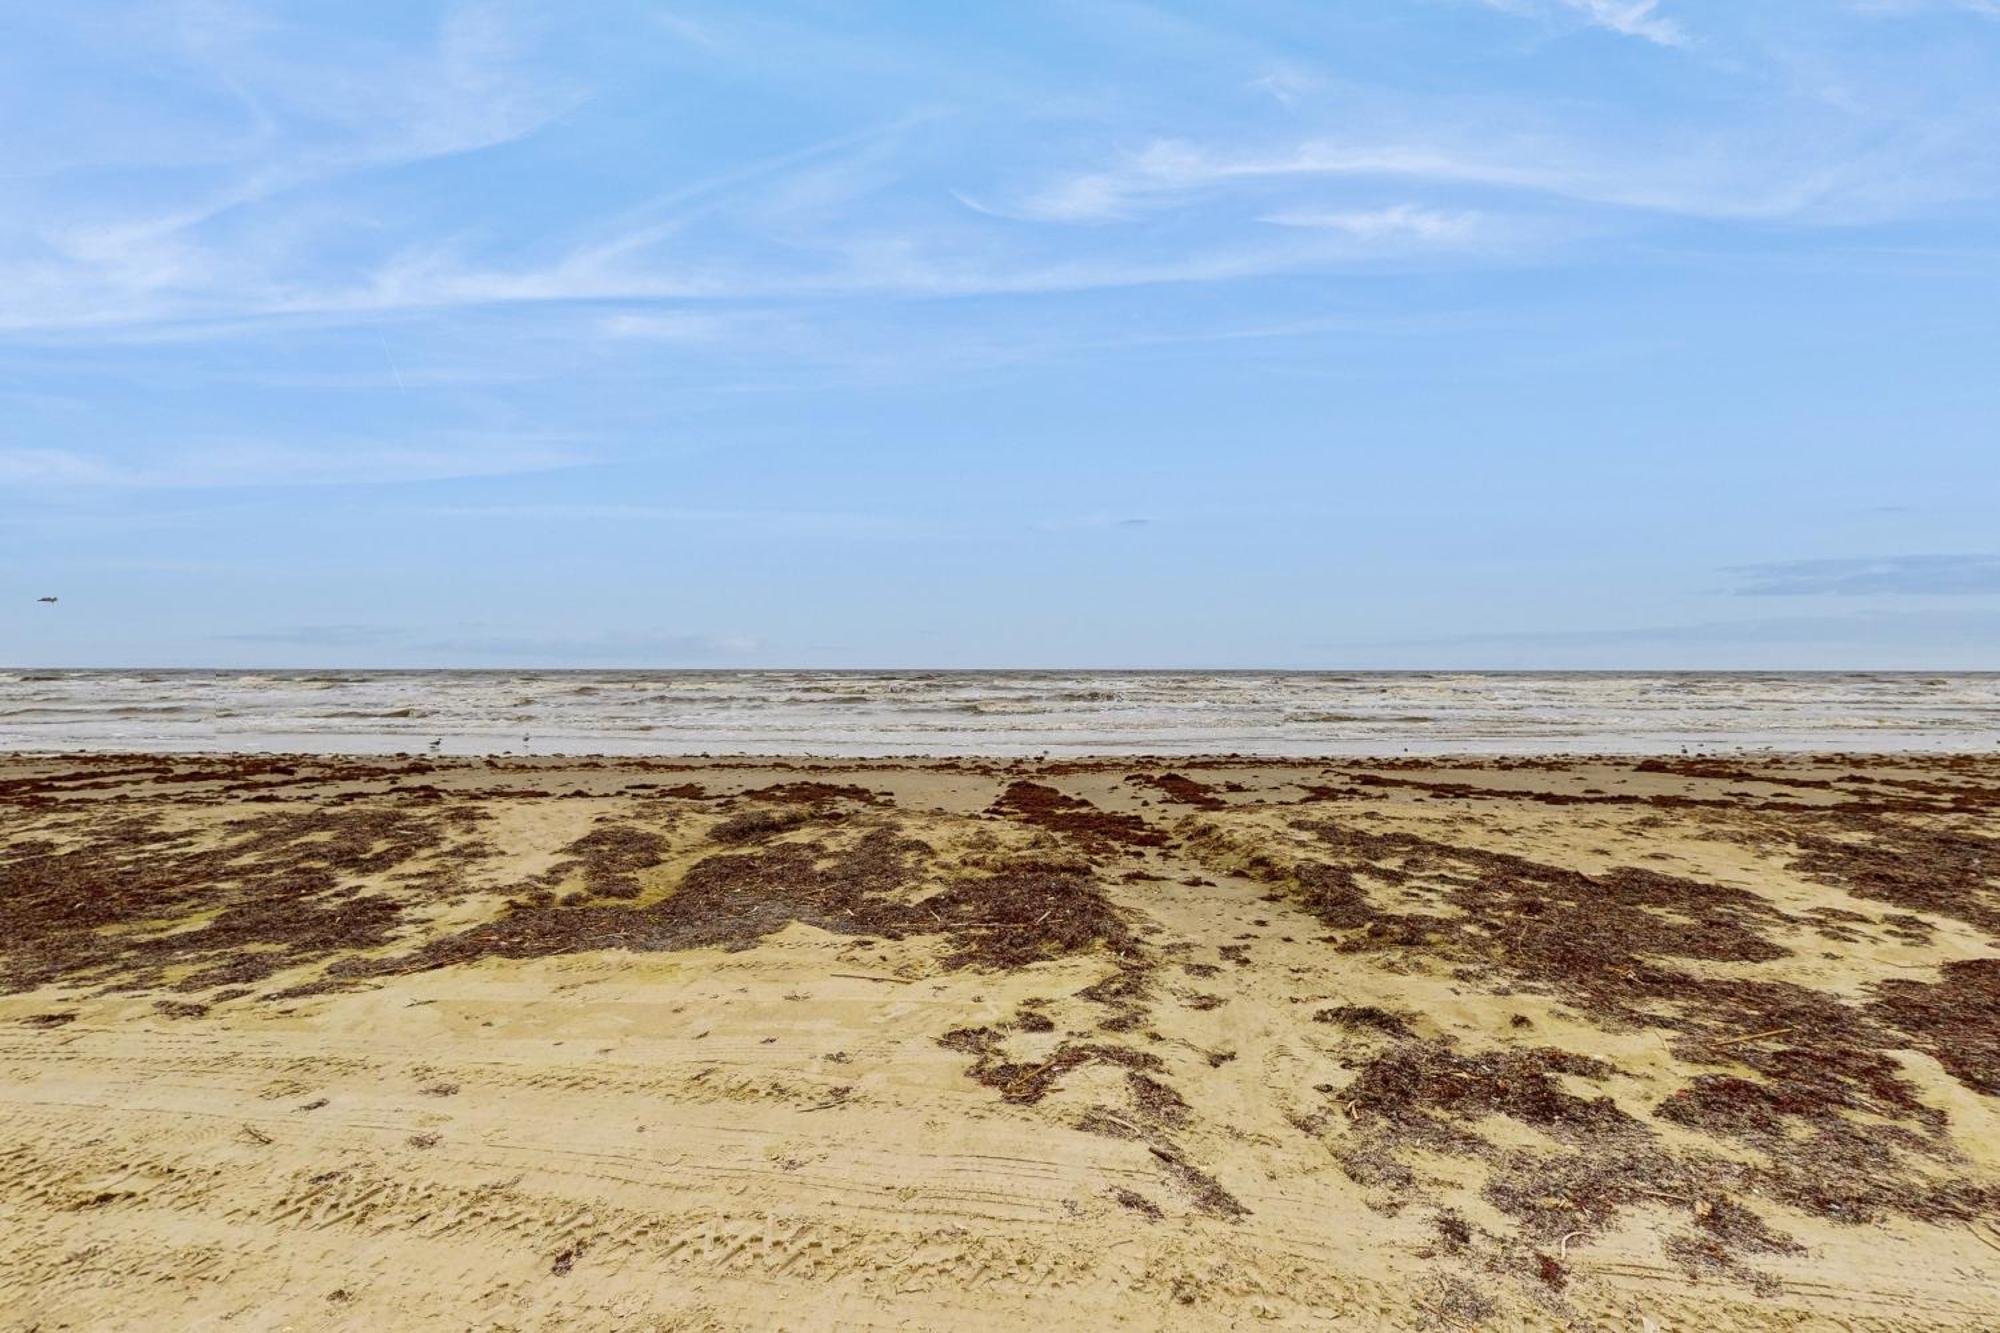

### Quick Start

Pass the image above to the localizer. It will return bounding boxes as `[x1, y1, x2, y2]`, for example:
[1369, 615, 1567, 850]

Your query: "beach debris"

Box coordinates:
[1706, 1026, 1795, 1048]
[5, 749, 1999, 1317]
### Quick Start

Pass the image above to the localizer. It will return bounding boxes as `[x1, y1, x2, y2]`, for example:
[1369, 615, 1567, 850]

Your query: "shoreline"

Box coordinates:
[6, 740, 2000, 762]
[8, 669, 1997, 761]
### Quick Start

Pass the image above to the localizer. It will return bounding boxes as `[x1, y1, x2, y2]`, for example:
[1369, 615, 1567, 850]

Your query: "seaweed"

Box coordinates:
[547, 825, 671, 898]
[1313, 1005, 1417, 1039]
[1124, 772, 1226, 809]
[1267, 812, 2000, 1262]
[0, 803, 486, 996]
[1869, 958, 2000, 1095]
[988, 782, 1167, 853]
[1790, 817, 2000, 934]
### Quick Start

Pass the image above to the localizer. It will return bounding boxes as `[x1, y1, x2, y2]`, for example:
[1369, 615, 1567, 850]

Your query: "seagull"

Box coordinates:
[36, 596, 57, 604]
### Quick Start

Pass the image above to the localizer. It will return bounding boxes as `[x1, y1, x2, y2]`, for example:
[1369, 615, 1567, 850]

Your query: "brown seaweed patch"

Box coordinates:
[546, 825, 670, 899]
[920, 867, 1139, 971]
[1127, 1072, 1191, 1127]
[1313, 1005, 1417, 1039]
[1124, 772, 1225, 809]
[988, 782, 1166, 853]
[1283, 819, 1792, 1025]
[345, 830, 932, 973]
[1258, 817, 2000, 1263]
[1433, 1208, 1473, 1251]
[1339, 1040, 1632, 1151]
[1661, 1196, 1806, 1295]
[708, 809, 815, 844]
[1011, 1001, 1056, 1033]
[1110, 1187, 1163, 1220]
[0, 804, 487, 997]
[1148, 1143, 1250, 1220]
[737, 781, 888, 807]
[1868, 958, 2000, 1096]
[1631, 758, 1821, 784]
[1790, 818, 2000, 935]
[339, 831, 1141, 998]
[938, 1024, 1163, 1105]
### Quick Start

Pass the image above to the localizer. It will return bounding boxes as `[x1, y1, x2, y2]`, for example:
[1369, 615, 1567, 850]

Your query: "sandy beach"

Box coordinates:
[3, 750, 1997, 1330]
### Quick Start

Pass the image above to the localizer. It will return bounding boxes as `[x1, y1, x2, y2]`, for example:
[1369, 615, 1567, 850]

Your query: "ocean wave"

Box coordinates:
[5, 670, 1999, 756]
[313, 708, 429, 719]
[2, 705, 195, 718]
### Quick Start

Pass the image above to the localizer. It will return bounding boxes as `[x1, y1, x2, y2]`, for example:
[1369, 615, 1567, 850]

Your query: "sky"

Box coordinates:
[3, 0, 1998, 670]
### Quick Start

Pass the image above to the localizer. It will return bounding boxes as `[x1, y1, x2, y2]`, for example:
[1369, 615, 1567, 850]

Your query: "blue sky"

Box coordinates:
[3, 0, 1998, 668]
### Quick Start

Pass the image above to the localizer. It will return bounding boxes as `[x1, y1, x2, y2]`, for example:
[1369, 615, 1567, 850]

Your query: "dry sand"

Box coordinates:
[2, 751, 1997, 1330]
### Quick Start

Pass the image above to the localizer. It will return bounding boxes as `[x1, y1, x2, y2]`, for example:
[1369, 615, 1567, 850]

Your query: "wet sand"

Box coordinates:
[2, 751, 1997, 1330]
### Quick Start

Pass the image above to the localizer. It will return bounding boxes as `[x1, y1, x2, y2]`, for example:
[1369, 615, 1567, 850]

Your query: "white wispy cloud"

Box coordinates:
[1558, 0, 1685, 44]
[1480, 0, 1687, 46]
[0, 111, 945, 333]
[0, 437, 585, 489]
[3, 0, 1995, 345]
[1728, 554, 2000, 596]
[1009, 135, 1893, 226]
[1012, 142, 1499, 223]
[1248, 65, 1324, 107]
[422, 502, 942, 540]
[1258, 205, 1480, 240]
[0, 449, 126, 487]
[416, 629, 762, 662]
[0, 1, 580, 333]
[212, 624, 406, 646]
[595, 312, 738, 341]
[1851, 0, 2000, 18]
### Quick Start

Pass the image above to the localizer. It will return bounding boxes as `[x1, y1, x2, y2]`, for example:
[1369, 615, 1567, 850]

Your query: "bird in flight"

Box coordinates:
[36, 596, 57, 604]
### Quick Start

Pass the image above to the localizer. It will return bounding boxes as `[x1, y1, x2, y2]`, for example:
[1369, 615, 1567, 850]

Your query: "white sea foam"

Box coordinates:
[1, 670, 1996, 756]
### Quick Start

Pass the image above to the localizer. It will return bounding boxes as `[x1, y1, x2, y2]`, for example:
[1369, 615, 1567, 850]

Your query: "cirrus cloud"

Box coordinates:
[1728, 554, 2000, 597]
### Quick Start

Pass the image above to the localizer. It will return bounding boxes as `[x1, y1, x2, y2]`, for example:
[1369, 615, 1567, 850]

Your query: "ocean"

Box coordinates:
[2, 669, 1996, 756]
